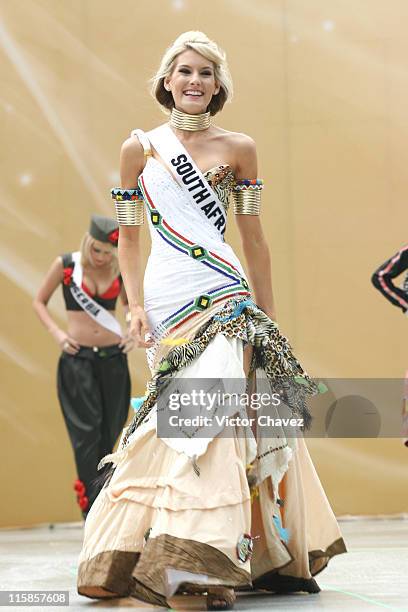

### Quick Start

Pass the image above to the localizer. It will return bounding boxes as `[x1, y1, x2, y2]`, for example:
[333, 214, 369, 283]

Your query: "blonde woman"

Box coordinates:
[33, 214, 133, 517]
[77, 33, 346, 609]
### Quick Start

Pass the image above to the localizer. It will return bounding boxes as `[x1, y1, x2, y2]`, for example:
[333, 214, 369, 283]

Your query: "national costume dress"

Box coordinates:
[77, 124, 346, 605]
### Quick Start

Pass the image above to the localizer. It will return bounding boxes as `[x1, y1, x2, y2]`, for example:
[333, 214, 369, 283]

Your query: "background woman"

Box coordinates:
[33, 214, 133, 516]
[77, 33, 346, 609]
[372, 245, 408, 445]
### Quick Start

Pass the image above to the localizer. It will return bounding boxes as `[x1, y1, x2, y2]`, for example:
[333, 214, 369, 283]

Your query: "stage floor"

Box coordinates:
[0, 518, 407, 611]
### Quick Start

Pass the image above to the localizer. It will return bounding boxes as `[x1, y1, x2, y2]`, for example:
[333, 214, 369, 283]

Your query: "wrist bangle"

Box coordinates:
[125, 311, 132, 323]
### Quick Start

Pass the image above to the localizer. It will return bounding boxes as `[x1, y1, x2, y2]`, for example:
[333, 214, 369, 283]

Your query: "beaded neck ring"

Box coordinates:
[170, 107, 211, 131]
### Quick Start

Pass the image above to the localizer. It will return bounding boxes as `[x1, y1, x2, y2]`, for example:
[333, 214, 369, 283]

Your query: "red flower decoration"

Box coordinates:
[78, 496, 89, 511]
[108, 228, 119, 246]
[63, 267, 73, 286]
[74, 479, 89, 511]
[77, 485, 86, 497]
[73, 479, 85, 494]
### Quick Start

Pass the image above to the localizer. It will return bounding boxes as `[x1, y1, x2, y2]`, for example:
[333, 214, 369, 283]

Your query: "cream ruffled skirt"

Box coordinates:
[77, 300, 346, 606]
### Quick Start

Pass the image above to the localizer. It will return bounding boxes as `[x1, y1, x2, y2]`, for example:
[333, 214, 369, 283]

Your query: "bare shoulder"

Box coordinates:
[217, 128, 256, 152]
[120, 133, 145, 187]
[216, 129, 257, 176]
[216, 128, 257, 168]
[229, 131, 256, 150]
[120, 134, 145, 163]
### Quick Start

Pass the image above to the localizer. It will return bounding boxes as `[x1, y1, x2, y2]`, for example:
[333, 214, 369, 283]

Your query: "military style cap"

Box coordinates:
[89, 214, 119, 246]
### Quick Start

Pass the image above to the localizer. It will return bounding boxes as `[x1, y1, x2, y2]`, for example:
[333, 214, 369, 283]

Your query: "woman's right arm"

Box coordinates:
[118, 137, 153, 348]
[32, 257, 80, 354]
[371, 245, 408, 313]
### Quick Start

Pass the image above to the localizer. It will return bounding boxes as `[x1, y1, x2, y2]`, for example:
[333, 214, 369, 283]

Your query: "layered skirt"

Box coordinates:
[77, 298, 346, 606]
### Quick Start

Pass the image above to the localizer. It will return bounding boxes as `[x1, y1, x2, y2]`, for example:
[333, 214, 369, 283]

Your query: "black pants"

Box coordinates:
[57, 344, 130, 514]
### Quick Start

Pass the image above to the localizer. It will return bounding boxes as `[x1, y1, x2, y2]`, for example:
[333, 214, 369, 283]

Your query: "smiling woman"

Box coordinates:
[77, 31, 346, 610]
[151, 32, 233, 116]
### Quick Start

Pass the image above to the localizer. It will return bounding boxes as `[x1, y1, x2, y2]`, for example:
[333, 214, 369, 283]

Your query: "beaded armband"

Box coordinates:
[232, 179, 264, 215]
[111, 188, 144, 226]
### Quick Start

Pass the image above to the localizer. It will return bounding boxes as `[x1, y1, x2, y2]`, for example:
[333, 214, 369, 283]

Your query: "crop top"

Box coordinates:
[61, 252, 122, 311]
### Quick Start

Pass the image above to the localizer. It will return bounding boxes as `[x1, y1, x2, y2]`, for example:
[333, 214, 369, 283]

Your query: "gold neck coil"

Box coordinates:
[170, 107, 211, 131]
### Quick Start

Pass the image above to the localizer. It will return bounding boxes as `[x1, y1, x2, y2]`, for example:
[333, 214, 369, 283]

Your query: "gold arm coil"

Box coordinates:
[232, 190, 261, 215]
[114, 200, 144, 226]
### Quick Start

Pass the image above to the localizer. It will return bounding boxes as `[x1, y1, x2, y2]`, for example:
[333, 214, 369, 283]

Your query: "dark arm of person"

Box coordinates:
[371, 245, 408, 312]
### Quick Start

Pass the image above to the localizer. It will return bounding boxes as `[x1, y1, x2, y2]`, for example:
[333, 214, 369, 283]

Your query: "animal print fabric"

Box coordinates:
[204, 165, 235, 213]
[121, 297, 320, 448]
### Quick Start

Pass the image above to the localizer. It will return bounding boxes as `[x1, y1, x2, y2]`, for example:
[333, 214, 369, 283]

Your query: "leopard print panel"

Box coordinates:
[204, 165, 235, 213]
[121, 297, 321, 448]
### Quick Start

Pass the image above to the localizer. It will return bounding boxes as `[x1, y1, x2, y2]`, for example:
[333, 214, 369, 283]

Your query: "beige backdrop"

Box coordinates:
[0, 0, 407, 527]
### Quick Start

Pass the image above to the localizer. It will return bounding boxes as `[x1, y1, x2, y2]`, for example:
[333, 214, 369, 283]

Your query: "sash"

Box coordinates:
[147, 124, 227, 237]
[70, 252, 122, 337]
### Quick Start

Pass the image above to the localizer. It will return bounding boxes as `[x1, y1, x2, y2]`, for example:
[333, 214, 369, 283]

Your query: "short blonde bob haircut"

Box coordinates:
[80, 233, 120, 279]
[151, 31, 233, 116]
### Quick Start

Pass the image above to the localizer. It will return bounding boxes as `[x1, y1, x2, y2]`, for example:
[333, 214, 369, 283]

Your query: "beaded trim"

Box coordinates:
[234, 179, 264, 189]
[111, 188, 144, 201]
[158, 280, 250, 335]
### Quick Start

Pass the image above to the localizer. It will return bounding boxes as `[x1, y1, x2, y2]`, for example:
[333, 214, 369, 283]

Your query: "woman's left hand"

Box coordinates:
[119, 332, 135, 354]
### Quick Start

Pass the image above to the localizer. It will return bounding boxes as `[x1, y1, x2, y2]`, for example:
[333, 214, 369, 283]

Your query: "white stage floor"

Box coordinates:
[0, 518, 407, 611]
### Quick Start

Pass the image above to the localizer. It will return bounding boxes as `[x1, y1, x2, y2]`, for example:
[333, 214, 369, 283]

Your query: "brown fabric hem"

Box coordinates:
[76, 538, 346, 600]
[77, 550, 140, 597]
[251, 536, 346, 591]
[133, 534, 251, 597]
[309, 537, 347, 576]
[250, 541, 295, 582]
[130, 579, 169, 607]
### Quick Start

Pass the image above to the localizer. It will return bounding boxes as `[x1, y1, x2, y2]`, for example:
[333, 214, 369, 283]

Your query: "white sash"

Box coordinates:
[147, 124, 227, 237]
[70, 252, 122, 337]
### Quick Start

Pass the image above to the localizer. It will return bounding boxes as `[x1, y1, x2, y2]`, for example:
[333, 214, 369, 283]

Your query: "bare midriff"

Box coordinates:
[66, 310, 121, 347]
